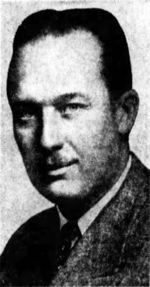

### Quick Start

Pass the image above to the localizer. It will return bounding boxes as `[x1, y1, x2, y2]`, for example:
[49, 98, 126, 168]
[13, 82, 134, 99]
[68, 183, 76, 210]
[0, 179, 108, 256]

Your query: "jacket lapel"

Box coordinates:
[50, 154, 148, 286]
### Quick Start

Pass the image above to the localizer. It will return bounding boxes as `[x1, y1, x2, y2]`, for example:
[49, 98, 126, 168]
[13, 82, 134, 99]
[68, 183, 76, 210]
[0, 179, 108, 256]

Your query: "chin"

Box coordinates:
[37, 179, 84, 204]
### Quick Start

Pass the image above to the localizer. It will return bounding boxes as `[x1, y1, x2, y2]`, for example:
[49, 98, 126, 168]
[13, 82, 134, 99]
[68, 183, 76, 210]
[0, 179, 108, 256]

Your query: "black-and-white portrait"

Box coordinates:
[0, 1, 149, 286]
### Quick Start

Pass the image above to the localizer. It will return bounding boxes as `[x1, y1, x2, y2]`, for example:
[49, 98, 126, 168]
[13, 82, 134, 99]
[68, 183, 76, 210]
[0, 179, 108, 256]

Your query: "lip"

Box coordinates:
[43, 160, 78, 177]
[48, 165, 73, 176]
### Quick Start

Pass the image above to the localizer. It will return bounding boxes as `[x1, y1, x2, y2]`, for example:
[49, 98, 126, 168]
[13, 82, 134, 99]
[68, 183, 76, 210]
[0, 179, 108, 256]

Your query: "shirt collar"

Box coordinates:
[57, 155, 132, 235]
[57, 205, 68, 229]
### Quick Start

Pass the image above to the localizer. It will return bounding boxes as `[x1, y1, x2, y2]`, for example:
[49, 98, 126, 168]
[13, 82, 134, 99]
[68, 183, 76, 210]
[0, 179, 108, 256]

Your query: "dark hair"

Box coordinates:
[7, 8, 132, 103]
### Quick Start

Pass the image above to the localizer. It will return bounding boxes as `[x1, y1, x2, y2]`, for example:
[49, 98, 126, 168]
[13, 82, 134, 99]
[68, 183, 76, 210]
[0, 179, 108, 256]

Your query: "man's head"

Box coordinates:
[8, 8, 133, 103]
[7, 9, 139, 218]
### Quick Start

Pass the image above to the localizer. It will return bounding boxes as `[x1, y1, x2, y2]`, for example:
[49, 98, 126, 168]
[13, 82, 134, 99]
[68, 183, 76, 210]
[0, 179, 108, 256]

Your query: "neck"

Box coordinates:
[111, 143, 129, 183]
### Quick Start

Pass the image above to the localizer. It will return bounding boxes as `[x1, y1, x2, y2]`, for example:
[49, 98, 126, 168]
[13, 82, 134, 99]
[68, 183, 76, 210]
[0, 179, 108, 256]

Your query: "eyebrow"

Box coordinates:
[10, 93, 90, 107]
[53, 93, 89, 106]
[10, 99, 40, 109]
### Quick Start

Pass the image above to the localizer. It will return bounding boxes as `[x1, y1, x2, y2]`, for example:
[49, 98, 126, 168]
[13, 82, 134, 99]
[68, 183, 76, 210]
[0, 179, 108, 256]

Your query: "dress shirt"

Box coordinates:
[57, 155, 132, 236]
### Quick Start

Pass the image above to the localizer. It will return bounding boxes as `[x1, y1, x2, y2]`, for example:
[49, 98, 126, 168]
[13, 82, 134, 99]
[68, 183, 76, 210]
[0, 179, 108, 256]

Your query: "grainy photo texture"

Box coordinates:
[0, 1, 149, 286]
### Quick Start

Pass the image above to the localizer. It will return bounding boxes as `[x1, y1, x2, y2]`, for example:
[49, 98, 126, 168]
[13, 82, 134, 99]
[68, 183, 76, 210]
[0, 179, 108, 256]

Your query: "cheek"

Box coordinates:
[71, 114, 115, 153]
[69, 113, 118, 173]
[14, 125, 36, 153]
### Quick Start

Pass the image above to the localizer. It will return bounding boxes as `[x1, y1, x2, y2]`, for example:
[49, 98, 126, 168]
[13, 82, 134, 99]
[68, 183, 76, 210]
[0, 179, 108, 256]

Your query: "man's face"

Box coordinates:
[10, 30, 120, 206]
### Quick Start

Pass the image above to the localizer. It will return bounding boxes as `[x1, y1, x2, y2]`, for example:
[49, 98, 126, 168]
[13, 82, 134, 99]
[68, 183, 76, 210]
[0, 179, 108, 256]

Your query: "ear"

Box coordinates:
[115, 89, 139, 135]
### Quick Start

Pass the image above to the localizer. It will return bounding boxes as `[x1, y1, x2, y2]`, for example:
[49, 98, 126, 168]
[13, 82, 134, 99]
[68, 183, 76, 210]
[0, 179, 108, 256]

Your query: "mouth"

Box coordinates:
[42, 159, 78, 180]
[49, 161, 76, 175]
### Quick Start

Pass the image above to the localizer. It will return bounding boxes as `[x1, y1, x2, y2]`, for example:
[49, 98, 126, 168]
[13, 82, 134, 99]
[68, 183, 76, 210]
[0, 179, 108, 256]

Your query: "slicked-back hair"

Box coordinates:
[7, 8, 132, 103]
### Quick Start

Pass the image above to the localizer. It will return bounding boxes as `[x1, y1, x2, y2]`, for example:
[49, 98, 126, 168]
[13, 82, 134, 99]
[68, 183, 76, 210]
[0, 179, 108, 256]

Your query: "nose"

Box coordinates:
[40, 106, 63, 151]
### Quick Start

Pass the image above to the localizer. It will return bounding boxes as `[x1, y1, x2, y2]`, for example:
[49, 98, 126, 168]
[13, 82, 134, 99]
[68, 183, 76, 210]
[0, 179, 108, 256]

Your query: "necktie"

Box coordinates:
[55, 221, 81, 271]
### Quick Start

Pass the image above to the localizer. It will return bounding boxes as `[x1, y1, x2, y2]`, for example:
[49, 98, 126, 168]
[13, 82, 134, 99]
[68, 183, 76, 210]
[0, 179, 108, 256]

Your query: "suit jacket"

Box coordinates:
[0, 153, 149, 286]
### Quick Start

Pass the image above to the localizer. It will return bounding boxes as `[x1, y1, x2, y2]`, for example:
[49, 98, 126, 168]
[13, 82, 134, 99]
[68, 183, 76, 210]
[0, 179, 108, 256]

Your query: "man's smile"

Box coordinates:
[47, 159, 78, 174]
[40, 159, 79, 181]
[47, 162, 77, 176]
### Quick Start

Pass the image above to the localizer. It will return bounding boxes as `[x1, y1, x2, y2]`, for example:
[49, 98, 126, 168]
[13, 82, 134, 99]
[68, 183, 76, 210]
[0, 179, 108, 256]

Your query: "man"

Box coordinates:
[0, 8, 149, 286]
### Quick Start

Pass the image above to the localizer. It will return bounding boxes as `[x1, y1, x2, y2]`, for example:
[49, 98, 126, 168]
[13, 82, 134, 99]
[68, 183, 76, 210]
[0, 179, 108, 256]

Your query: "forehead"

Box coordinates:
[14, 30, 107, 103]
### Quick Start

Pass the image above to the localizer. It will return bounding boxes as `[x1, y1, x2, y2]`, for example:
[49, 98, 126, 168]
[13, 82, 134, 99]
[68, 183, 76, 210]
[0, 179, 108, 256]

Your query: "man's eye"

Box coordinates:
[20, 113, 35, 121]
[14, 109, 37, 124]
[61, 103, 85, 115]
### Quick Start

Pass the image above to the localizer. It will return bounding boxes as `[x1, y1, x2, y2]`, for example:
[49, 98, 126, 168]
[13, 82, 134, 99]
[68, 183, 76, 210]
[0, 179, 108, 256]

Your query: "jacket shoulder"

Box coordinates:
[0, 206, 59, 265]
[2, 206, 58, 250]
[0, 206, 60, 285]
[118, 153, 150, 285]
